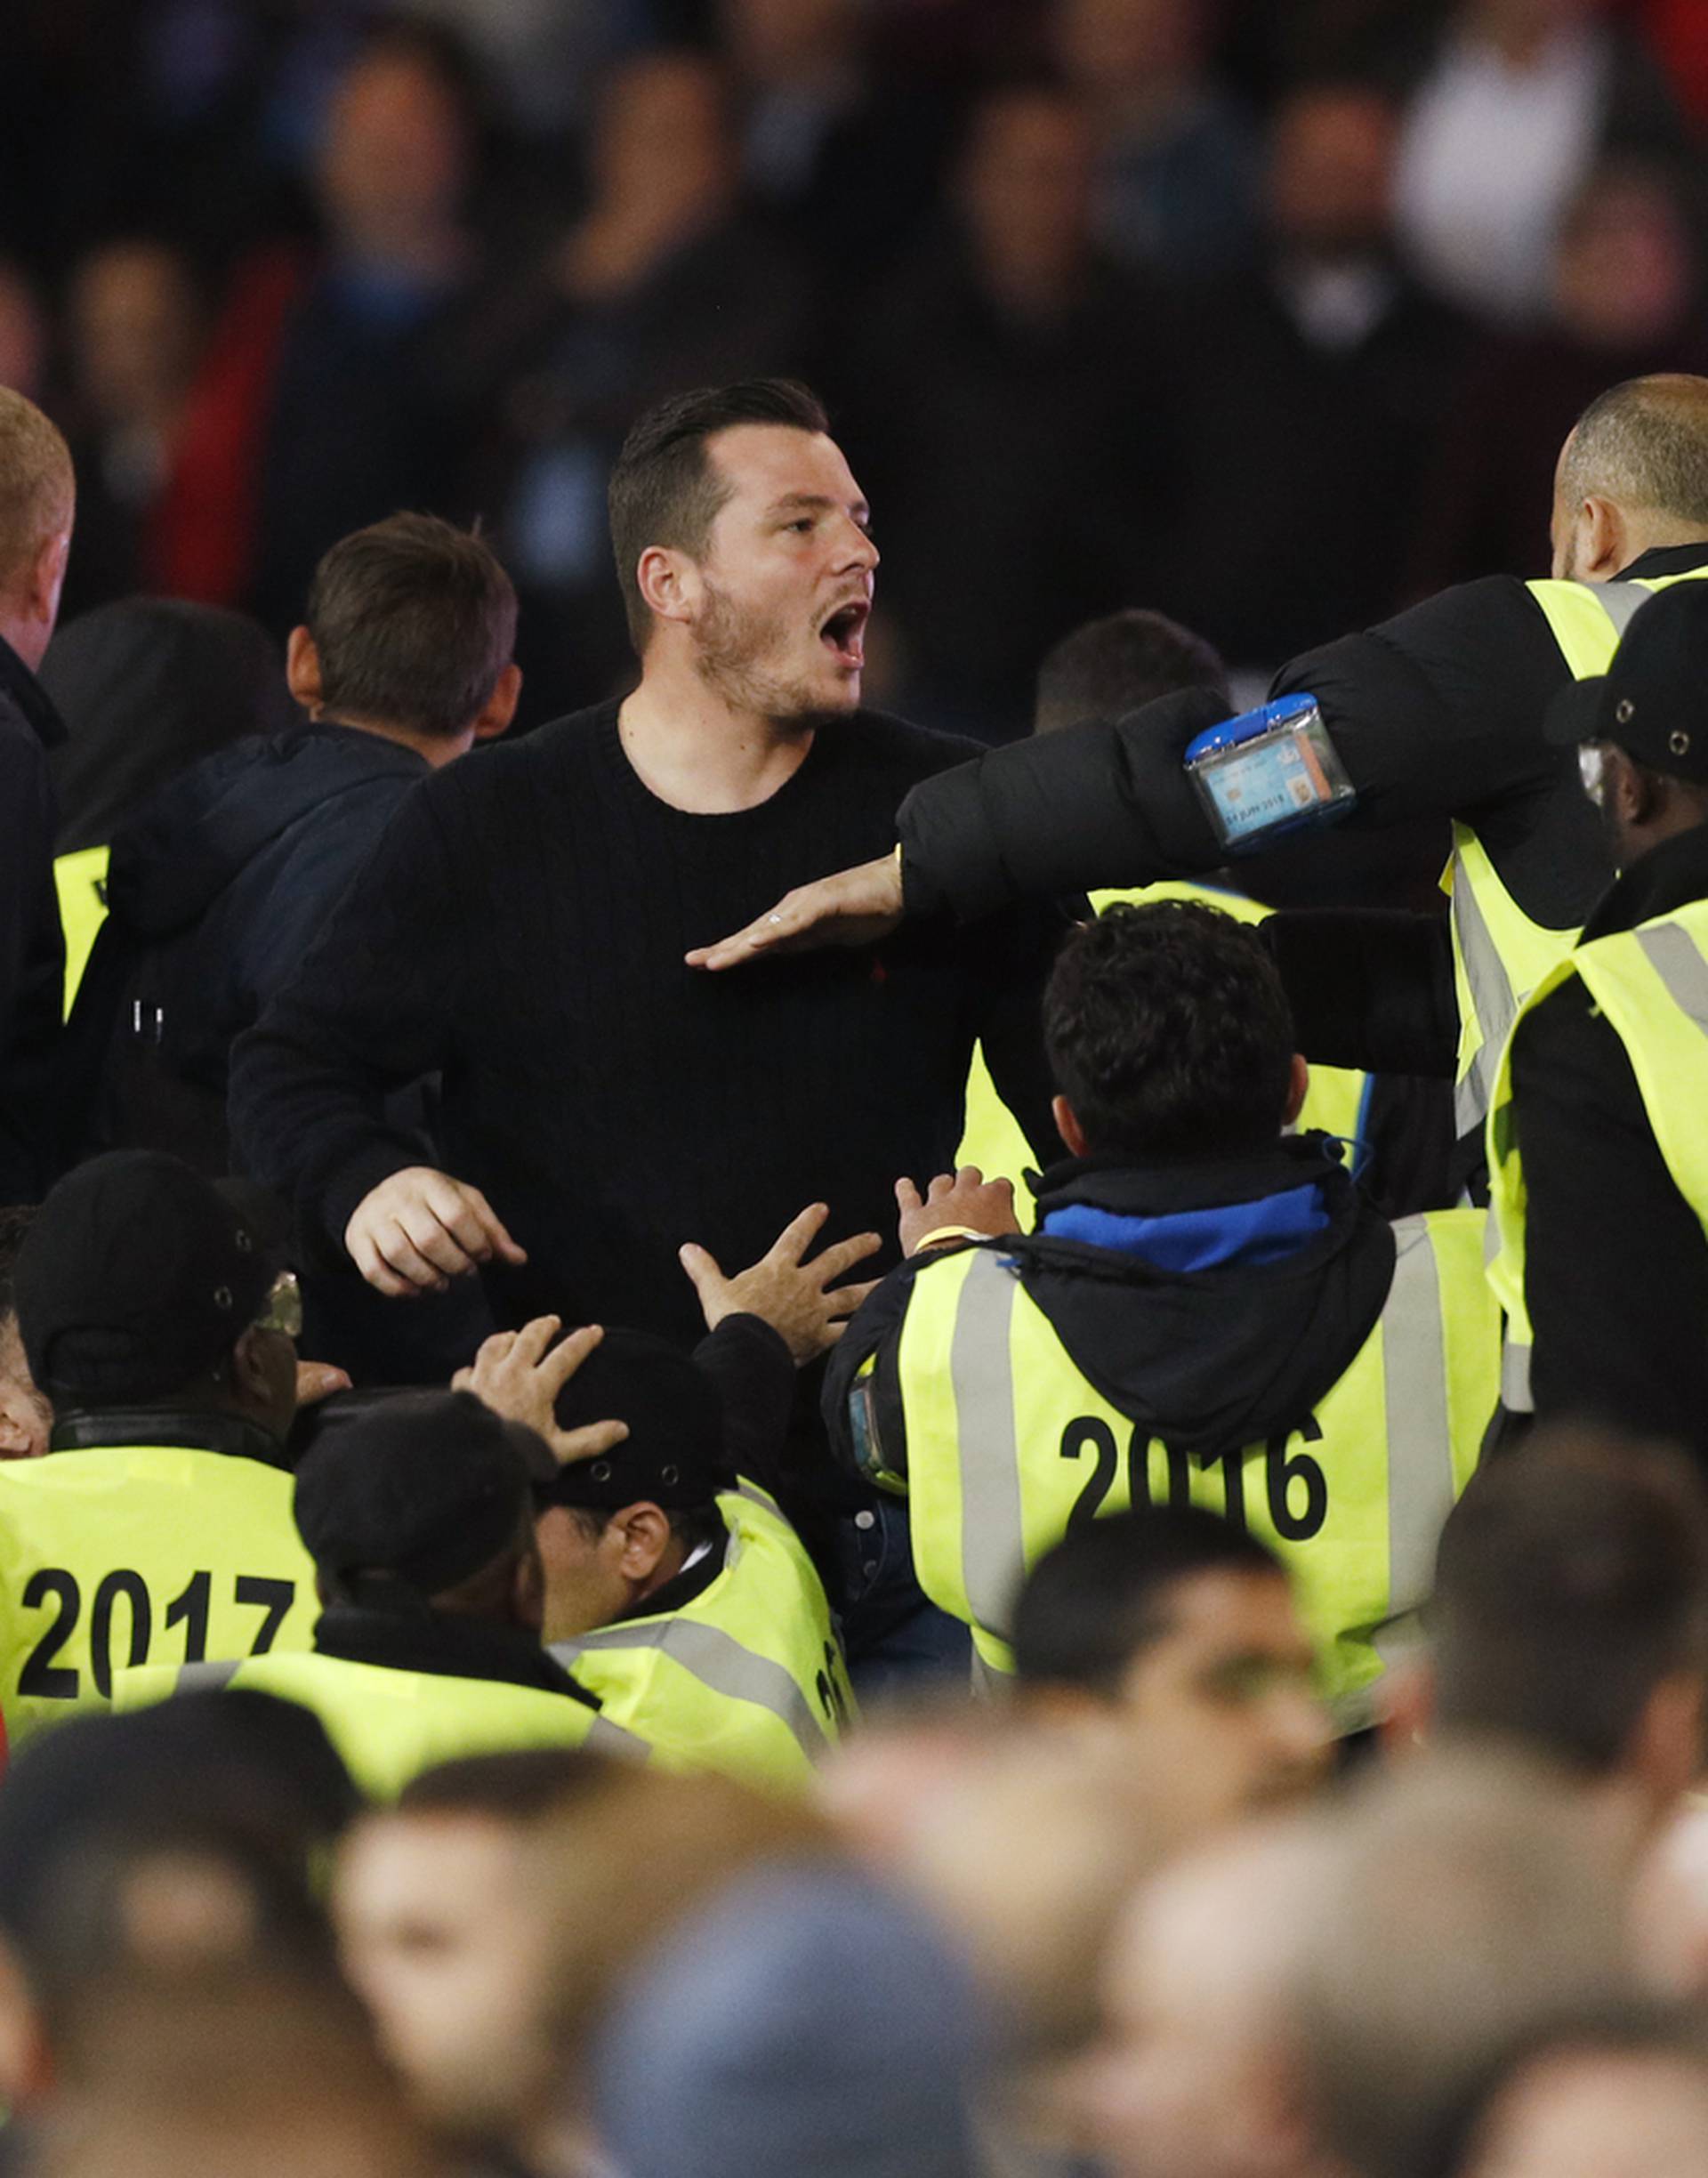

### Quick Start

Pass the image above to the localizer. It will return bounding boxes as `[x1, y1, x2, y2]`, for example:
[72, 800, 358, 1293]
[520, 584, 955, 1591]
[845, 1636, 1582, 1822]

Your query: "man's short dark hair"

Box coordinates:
[397, 1748, 608, 1823]
[1035, 609, 1232, 735]
[1043, 901, 1296, 1160]
[1430, 1424, 1708, 1774]
[1014, 1506, 1284, 1696]
[305, 512, 516, 738]
[608, 379, 831, 655]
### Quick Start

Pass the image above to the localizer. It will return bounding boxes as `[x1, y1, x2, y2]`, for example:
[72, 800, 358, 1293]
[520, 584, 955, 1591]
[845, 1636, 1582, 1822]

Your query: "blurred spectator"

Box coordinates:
[0, 262, 49, 404]
[718, 0, 955, 282]
[846, 78, 1173, 741]
[0, 1205, 50, 1461]
[1439, 2008, 1708, 2178]
[162, 27, 484, 632]
[1397, 1427, 1708, 1835]
[485, 50, 810, 714]
[1295, 1754, 1635, 2178]
[1078, 1817, 1340, 2178]
[1392, 0, 1693, 323]
[58, 240, 208, 615]
[1162, 77, 1469, 672]
[1011, 1510, 1333, 1839]
[1412, 160, 1708, 589]
[1054, 0, 1261, 280]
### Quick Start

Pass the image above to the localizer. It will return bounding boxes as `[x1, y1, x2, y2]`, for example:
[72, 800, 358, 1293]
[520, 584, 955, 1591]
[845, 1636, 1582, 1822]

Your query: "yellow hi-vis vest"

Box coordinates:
[112, 1648, 648, 1801]
[0, 1444, 318, 1745]
[1449, 568, 1708, 1138]
[1486, 896, 1708, 1414]
[549, 1483, 853, 1795]
[52, 844, 109, 1018]
[958, 883, 1371, 1231]
[890, 1211, 1500, 1727]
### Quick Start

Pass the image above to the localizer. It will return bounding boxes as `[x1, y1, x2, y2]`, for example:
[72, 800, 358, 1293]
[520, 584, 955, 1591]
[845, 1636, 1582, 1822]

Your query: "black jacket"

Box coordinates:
[0, 635, 67, 1198]
[73, 722, 430, 1172]
[824, 1136, 1398, 1478]
[894, 544, 1708, 1078]
[1502, 821, 1708, 1464]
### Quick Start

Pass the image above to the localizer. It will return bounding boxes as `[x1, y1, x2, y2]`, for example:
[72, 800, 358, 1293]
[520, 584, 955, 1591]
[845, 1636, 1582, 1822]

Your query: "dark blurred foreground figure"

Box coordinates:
[1392, 1423, 1708, 1835]
[0, 391, 76, 1201]
[43, 599, 292, 1015]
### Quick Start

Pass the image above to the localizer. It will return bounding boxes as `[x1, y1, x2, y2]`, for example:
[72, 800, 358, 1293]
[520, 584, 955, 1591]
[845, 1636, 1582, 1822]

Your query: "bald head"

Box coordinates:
[0, 389, 72, 669]
[1552, 375, 1708, 581]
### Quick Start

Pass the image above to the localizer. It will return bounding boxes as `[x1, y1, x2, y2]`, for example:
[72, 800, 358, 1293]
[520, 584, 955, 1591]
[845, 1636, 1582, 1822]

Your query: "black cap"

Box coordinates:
[293, 1390, 556, 1595]
[15, 1151, 281, 1402]
[1544, 582, 1708, 781]
[543, 1329, 732, 1512]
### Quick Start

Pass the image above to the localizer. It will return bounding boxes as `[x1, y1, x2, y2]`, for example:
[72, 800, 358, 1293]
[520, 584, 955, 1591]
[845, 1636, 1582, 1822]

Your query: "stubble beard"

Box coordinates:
[691, 577, 851, 725]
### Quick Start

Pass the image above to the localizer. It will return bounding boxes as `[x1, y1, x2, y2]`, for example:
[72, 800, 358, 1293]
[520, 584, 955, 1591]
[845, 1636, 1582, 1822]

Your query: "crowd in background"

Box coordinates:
[5, 0, 1708, 736]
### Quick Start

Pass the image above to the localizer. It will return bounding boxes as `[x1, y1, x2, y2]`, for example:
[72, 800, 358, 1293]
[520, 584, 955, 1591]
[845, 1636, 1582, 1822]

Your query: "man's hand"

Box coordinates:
[344, 1166, 528, 1298]
[294, 1361, 352, 1408]
[680, 1203, 882, 1363]
[897, 1168, 1017, 1257]
[685, 853, 905, 972]
[452, 1316, 629, 1465]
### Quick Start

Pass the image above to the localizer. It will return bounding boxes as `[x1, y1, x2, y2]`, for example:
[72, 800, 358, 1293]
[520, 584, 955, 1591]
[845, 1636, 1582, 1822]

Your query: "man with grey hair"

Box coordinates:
[0, 388, 75, 1198]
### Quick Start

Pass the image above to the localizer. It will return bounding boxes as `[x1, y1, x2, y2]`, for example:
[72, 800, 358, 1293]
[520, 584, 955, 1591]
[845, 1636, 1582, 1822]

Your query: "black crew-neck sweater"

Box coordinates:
[230, 701, 1061, 1352]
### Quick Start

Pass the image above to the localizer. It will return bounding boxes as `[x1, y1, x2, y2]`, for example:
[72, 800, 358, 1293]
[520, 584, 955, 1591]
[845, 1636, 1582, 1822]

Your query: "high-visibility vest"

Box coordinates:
[1487, 895, 1708, 1414]
[550, 1483, 853, 1795]
[112, 1649, 648, 1802]
[1449, 568, 1708, 1138]
[958, 883, 1371, 1231]
[0, 1444, 318, 1745]
[887, 1210, 1501, 1727]
[52, 844, 109, 1018]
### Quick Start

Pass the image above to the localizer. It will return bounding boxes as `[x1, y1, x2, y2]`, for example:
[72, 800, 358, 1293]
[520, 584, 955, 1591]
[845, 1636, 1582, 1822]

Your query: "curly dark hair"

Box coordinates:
[1043, 900, 1296, 1160]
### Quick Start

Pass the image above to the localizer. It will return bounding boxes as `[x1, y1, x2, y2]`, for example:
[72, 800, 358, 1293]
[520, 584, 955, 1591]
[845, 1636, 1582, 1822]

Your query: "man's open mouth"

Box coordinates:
[819, 601, 870, 667]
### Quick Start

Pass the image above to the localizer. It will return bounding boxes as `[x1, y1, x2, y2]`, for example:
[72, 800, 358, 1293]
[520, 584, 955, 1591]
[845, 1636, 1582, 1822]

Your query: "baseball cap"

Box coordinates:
[1544, 581, 1708, 781]
[294, 1389, 556, 1595]
[15, 1151, 282, 1402]
[544, 1329, 733, 1512]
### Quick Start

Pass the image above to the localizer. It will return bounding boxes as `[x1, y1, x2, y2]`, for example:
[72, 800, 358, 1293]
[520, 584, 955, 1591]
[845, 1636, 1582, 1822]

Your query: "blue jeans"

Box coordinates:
[836, 1495, 971, 1702]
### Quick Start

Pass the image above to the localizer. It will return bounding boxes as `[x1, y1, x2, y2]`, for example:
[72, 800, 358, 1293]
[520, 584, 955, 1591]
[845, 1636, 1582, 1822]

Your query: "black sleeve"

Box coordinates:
[691, 1312, 796, 1495]
[227, 779, 470, 1250]
[896, 578, 1569, 927]
[1511, 982, 1708, 1461]
[897, 686, 1231, 924]
[1262, 909, 1459, 1077]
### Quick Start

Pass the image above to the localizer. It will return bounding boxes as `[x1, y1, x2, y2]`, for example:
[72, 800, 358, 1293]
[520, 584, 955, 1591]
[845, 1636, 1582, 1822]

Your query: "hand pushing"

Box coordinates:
[344, 1166, 528, 1298]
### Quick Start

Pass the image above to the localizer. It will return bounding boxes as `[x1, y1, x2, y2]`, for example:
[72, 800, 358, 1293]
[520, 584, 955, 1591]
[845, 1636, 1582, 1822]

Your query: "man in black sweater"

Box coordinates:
[230, 379, 1061, 1678]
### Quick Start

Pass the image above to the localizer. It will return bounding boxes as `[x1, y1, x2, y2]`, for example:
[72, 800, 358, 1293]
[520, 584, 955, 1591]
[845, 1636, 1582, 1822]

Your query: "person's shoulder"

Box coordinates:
[825, 708, 988, 783]
[426, 704, 615, 802]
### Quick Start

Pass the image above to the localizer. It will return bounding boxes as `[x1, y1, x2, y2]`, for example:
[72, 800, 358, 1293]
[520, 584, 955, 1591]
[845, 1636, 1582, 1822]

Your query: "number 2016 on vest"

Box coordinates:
[1059, 1418, 1329, 1543]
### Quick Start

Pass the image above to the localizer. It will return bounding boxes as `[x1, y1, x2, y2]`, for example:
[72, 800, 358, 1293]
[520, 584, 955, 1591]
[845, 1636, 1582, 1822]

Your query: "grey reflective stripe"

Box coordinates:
[1452, 853, 1518, 1137]
[1636, 921, 1708, 1038]
[584, 1713, 653, 1761]
[553, 1619, 828, 1762]
[1382, 1222, 1458, 1618]
[1502, 1338, 1534, 1413]
[1591, 579, 1653, 638]
[175, 1659, 241, 1695]
[948, 1248, 1026, 1642]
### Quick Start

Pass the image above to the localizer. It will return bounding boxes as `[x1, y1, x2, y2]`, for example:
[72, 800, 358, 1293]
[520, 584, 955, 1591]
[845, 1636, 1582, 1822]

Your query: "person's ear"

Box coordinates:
[1578, 496, 1630, 582]
[1283, 1053, 1309, 1129]
[1628, 1670, 1705, 1811]
[1605, 746, 1654, 830]
[472, 662, 521, 742]
[226, 1326, 278, 1412]
[28, 528, 69, 630]
[512, 1538, 546, 1634]
[0, 1376, 48, 1459]
[1053, 1094, 1090, 1158]
[286, 625, 326, 714]
[0, 1938, 48, 2109]
[613, 1503, 672, 1584]
[636, 546, 698, 631]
